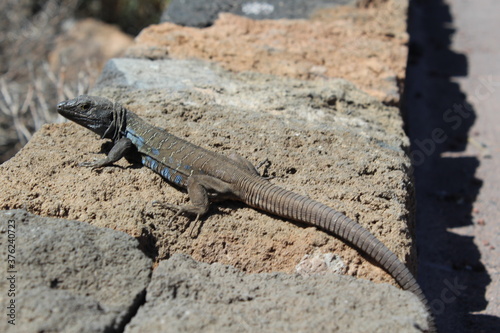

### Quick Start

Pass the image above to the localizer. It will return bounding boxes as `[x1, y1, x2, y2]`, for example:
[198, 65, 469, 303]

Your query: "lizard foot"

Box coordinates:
[256, 158, 274, 180]
[152, 201, 201, 227]
[153, 201, 203, 237]
[78, 159, 107, 170]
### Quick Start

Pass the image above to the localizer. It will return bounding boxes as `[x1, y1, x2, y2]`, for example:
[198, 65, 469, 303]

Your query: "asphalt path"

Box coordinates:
[406, 1, 500, 332]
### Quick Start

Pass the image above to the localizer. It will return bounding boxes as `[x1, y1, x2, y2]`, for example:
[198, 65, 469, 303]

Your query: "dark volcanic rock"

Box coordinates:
[161, 0, 357, 27]
[125, 254, 428, 332]
[0, 210, 152, 333]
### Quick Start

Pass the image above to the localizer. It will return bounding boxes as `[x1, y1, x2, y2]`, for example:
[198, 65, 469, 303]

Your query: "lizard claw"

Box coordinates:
[255, 158, 269, 170]
[153, 201, 202, 237]
[256, 158, 274, 179]
[78, 161, 96, 168]
[152, 201, 175, 225]
[78, 159, 105, 170]
[152, 200, 201, 238]
[152, 201, 189, 226]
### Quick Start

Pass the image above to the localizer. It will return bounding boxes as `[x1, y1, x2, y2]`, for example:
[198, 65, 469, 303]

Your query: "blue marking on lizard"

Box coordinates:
[174, 175, 183, 184]
[160, 167, 172, 179]
[125, 129, 146, 150]
[144, 157, 184, 186]
[142, 156, 158, 171]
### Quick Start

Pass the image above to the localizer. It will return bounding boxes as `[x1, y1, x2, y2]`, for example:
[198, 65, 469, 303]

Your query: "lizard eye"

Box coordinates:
[81, 102, 91, 110]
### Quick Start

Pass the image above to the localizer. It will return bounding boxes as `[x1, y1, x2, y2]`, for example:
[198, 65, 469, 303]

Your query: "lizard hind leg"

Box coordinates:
[229, 153, 272, 179]
[154, 174, 236, 226]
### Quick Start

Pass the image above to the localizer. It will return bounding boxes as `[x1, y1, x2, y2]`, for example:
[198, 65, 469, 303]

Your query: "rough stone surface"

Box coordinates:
[128, 0, 408, 103]
[0, 209, 152, 333]
[0, 58, 415, 288]
[124, 254, 428, 332]
[161, 0, 356, 27]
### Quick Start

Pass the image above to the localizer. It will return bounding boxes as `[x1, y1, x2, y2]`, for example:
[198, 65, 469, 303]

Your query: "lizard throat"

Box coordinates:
[102, 104, 126, 140]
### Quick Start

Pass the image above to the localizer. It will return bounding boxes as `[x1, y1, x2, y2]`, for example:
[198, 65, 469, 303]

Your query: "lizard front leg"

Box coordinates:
[79, 138, 134, 168]
[155, 174, 237, 224]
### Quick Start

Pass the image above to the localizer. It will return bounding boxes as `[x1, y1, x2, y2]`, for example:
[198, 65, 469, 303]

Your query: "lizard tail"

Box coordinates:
[242, 179, 436, 331]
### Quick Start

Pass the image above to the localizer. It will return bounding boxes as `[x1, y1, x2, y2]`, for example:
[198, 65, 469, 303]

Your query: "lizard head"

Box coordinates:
[57, 95, 123, 139]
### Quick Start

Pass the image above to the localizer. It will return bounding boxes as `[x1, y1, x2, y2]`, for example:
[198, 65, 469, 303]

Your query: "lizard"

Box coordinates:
[57, 95, 435, 331]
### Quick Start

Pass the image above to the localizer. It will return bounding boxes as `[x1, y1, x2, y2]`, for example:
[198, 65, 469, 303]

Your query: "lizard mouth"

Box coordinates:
[57, 102, 102, 129]
[57, 102, 78, 118]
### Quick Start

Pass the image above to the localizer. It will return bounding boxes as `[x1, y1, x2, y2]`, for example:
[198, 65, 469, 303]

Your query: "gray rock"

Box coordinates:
[161, 0, 357, 27]
[125, 254, 428, 333]
[96, 58, 226, 91]
[0, 210, 152, 333]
